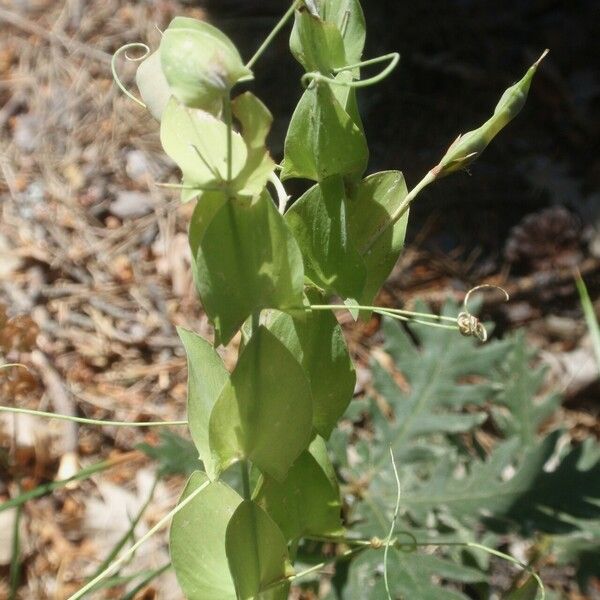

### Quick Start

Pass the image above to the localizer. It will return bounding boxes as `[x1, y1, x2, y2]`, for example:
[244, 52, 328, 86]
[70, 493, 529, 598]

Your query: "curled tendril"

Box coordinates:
[111, 42, 151, 108]
[457, 284, 510, 342]
[301, 52, 400, 89]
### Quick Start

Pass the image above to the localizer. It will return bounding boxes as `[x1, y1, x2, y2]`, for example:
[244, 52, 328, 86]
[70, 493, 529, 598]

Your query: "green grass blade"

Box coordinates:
[575, 273, 600, 371]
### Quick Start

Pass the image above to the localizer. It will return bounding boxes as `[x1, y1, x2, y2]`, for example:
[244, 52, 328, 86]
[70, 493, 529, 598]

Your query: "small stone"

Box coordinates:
[110, 190, 154, 219]
[125, 150, 151, 182]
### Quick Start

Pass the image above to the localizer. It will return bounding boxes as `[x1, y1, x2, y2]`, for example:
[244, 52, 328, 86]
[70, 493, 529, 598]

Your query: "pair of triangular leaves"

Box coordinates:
[285, 172, 409, 307]
[170, 472, 290, 599]
[189, 191, 304, 346]
[290, 1, 366, 74]
[284, 3, 368, 182]
[179, 307, 354, 480]
[160, 93, 275, 202]
[254, 435, 344, 543]
[281, 80, 368, 182]
[136, 17, 250, 118]
[180, 325, 311, 482]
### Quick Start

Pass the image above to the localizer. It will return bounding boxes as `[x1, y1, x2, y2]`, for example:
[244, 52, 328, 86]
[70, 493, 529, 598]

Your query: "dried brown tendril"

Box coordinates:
[457, 284, 510, 342]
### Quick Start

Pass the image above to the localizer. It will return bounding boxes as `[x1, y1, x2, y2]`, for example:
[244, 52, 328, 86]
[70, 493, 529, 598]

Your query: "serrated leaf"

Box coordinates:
[285, 176, 366, 301]
[170, 472, 242, 599]
[361, 313, 511, 469]
[161, 16, 251, 113]
[225, 500, 291, 599]
[343, 550, 484, 600]
[135, 50, 171, 120]
[492, 331, 560, 447]
[553, 518, 600, 592]
[192, 192, 304, 345]
[178, 328, 229, 479]
[209, 326, 313, 481]
[347, 170, 409, 307]
[161, 98, 247, 189]
[281, 82, 368, 182]
[290, 9, 346, 74]
[254, 436, 343, 542]
[266, 302, 355, 438]
[137, 430, 200, 477]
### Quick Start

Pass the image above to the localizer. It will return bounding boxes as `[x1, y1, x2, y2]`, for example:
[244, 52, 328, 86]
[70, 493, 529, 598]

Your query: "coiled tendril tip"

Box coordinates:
[111, 42, 151, 108]
[457, 284, 510, 342]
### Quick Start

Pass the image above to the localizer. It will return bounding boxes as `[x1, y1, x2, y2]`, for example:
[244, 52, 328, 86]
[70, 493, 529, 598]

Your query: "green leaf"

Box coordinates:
[364, 313, 510, 468]
[290, 9, 346, 74]
[209, 326, 313, 481]
[161, 98, 247, 189]
[434, 51, 547, 178]
[504, 576, 542, 600]
[553, 518, 600, 592]
[192, 192, 305, 345]
[137, 431, 199, 477]
[135, 50, 171, 121]
[320, 0, 366, 66]
[170, 472, 242, 600]
[266, 302, 355, 438]
[225, 500, 291, 599]
[160, 16, 251, 113]
[254, 436, 343, 542]
[178, 328, 229, 479]
[281, 82, 368, 182]
[576, 273, 600, 372]
[285, 176, 366, 301]
[231, 91, 276, 198]
[344, 550, 484, 600]
[491, 331, 560, 447]
[347, 171, 409, 307]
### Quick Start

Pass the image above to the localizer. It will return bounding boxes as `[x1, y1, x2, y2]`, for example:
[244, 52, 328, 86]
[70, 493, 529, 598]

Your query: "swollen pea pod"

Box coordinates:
[433, 50, 548, 178]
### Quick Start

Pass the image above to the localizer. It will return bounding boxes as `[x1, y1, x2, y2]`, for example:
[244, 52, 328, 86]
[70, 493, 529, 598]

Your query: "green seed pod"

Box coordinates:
[160, 17, 252, 114]
[433, 50, 548, 178]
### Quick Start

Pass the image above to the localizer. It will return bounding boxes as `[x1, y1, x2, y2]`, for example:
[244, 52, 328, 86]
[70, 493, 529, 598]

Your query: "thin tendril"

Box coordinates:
[111, 43, 150, 108]
[308, 304, 460, 332]
[383, 447, 401, 600]
[0, 406, 187, 427]
[301, 53, 400, 89]
[457, 284, 510, 342]
[67, 479, 211, 600]
[268, 172, 290, 214]
[0, 363, 29, 371]
[246, 0, 302, 70]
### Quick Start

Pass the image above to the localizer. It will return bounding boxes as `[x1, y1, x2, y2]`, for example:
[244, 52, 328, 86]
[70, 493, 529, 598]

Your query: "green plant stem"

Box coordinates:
[309, 304, 457, 323]
[121, 563, 171, 600]
[302, 535, 545, 599]
[241, 461, 252, 501]
[245, 0, 302, 70]
[363, 170, 437, 253]
[0, 406, 187, 427]
[292, 546, 367, 581]
[89, 476, 159, 582]
[383, 447, 401, 600]
[9, 500, 22, 599]
[0, 452, 139, 514]
[223, 95, 234, 184]
[68, 479, 211, 600]
[308, 304, 459, 332]
[268, 172, 290, 214]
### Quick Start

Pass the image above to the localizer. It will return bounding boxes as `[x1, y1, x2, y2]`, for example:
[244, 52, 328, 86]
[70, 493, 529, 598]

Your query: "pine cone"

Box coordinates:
[504, 206, 582, 272]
